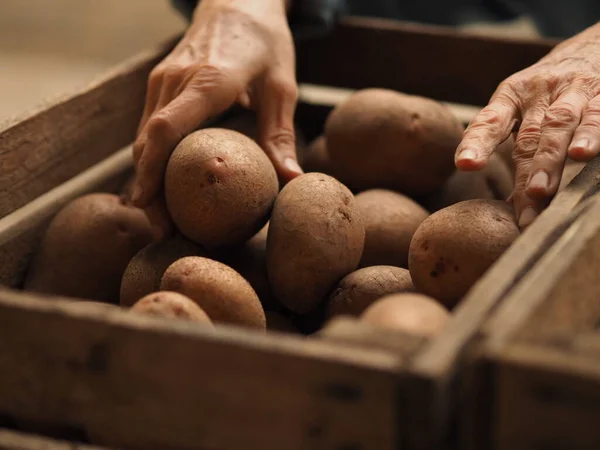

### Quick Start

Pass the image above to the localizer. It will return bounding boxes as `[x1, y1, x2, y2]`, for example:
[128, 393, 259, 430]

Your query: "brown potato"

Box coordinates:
[24, 193, 153, 303]
[267, 173, 365, 314]
[356, 189, 429, 268]
[409, 199, 519, 308]
[120, 236, 207, 307]
[165, 128, 278, 248]
[360, 293, 449, 337]
[219, 223, 281, 312]
[422, 154, 513, 212]
[327, 266, 414, 317]
[299, 135, 334, 175]
[325, 89, 463, 196]
[131, 291, 213, 325]
[161, 256, 266, 330]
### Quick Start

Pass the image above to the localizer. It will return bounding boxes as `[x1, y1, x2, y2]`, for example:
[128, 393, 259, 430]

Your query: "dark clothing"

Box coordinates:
[172, 0, 599, 39]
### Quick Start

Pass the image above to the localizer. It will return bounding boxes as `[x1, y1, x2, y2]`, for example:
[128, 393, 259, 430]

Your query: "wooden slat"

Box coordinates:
[0, 37, 175, 219]
[296, 17, 558, 106]
[0, 290, 401, 450]
[0, 429, 112, 450]
[494, 343, 600, 450]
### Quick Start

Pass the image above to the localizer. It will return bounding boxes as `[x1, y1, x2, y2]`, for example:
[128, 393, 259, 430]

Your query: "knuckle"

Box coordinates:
[189, 64, 227, 92]
[269, 128, 296, 149]
[542, 104, 579, 129]
[148, 67, 165, 85]
[146, 114, 180, 143]
[468, 108, 503, 134]
[272, 79, 299, 103]
[536, 134, 563, 159]
[162, 64, 185, 81]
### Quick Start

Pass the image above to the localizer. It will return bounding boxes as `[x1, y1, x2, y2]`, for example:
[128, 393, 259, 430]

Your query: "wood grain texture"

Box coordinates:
[0, 38, 174, 219]
[0, 429, 112, 450]
[296, 17, 558, 106]
[0, 290, 401, 450]
[495, 343, 600, 450]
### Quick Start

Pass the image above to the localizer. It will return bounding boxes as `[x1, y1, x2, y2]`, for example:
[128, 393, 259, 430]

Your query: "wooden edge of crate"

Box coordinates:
[0, 36, 177, 219]
[0, 289, 402, 450]
[296, 16, 558, 107]
[0, 428, 113, 450]
[491, 342, 600, 449]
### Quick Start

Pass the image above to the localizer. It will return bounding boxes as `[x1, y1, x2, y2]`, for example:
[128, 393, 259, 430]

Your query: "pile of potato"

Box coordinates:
[24, 88, 532, 340]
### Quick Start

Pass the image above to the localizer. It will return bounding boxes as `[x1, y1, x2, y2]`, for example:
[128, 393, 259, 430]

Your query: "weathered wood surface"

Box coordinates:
[296, 16, 558, 106]
[0, 38, 174, 219]
[0, 290, 401, 450]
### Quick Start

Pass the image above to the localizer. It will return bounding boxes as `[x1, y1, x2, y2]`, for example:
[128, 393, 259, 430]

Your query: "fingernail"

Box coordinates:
[283, 157, 303, 175]
[571, 138, 589, 152]
[518, 207, 538, 229]
[131, 185, 143, 203]
[457, 149, 477, 162]
[528, 171, 549, 192]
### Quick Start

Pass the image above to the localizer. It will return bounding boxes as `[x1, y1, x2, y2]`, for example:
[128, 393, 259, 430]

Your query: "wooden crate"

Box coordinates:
[0, 16, 585, 450]
[462, 170, 600, 447]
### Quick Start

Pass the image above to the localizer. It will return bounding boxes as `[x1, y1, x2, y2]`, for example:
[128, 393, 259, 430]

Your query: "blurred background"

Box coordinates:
[0, 0, 538, 123]
[0, 0, 186, 122]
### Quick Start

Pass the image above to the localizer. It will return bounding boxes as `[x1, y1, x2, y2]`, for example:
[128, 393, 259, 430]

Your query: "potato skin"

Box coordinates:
[267, 173, 365, 314]
[25, 193, 153, 303]
[408, 199, 519, 308]
[131, 291, 213, 325]
[356, 189, 429, 268]
[327, 266, 415, 318]
[325, 89, 463, 196]
[219, 223, 281, 312]
[360, 293, 449, 337]
[161, 256, 266, 330]
[165, 128, 278, 248]
[422, 154, 513, 212]
[120, 236, 207, 307]
[299, 136, 334, 176]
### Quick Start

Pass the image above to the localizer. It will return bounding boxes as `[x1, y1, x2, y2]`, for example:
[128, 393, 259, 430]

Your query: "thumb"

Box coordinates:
[257, 75, 303, 184]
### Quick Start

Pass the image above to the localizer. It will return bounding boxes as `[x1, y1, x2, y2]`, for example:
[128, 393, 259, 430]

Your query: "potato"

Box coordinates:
[24, 193, 153, 303]
[327, 266, 414, 317]
[360, 293, 449, 337]
[409, 199, 519, 308]
[356, 189, 429, 268]
[299, 135, 334, 175]
[161, 256, 266, 330]
[120, 236, 207, 307]
[325, 88, 463, 195]
[131, 291, 213, 326]
[267, 173, 365, 314]
[422, 154, 513, 212]
[219, 223, 281, 312]
[165, 128, 278, 248]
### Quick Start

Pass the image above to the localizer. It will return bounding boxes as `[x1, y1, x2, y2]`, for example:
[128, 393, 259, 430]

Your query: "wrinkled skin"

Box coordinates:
[456, 22, 600, 229]
[132, 0, 300, 238]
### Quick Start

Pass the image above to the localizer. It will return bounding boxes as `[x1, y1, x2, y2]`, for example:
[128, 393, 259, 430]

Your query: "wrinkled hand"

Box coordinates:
[456, 23, 600, 229]
[131, 0, 301, 238]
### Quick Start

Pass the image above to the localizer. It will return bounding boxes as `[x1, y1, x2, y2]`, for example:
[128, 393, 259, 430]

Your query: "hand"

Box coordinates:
[455, 22, 600, 229]
[131, 0, 302, 238]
